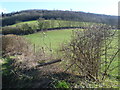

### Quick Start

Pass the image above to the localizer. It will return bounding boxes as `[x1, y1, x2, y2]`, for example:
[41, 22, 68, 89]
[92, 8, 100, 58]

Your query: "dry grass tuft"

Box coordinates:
[2, 34, 33, 56]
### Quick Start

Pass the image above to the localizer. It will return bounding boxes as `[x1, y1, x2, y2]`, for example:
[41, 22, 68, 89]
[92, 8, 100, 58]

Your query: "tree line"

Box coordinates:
[2, 9, 117, 27]
[2, 19, 88, 35]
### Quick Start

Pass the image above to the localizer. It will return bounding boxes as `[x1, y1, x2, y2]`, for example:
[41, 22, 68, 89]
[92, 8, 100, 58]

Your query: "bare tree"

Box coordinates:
[37, 18, 45, 30]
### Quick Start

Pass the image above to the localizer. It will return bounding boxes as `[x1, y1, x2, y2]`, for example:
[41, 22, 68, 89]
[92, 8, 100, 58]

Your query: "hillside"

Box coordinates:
[1, 19, 104, 35]
[2, 27, 119, 88]
[10, 20, 98, 28]
[1, 9, 118, 26]
[1, 9, 119, 88]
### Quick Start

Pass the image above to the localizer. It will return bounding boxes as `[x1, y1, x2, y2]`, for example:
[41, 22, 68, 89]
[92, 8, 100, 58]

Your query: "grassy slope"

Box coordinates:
[1, 28, 118, 88]
[11, 20, 37, 27]
[11, 20, 101, 28]
[24, 29, 75, 52]
[24, 29, 119, 77]
[107, 32, 118, 76]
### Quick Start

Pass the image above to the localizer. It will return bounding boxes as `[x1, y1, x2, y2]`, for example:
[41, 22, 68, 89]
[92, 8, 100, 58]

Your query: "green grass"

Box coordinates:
[2, 28, 119, 88]
[54, 80, 70, 88]
[24, 29, 76, 52]
[11, 20, 102, 29]
[107, 32, 118, 76]
[24, 29, 119, 79]
[101, 30, 118, 76]
[11, 20, 38, 27]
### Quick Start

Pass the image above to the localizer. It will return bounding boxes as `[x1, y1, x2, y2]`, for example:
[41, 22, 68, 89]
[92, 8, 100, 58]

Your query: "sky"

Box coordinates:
[0, 0, 119, 16]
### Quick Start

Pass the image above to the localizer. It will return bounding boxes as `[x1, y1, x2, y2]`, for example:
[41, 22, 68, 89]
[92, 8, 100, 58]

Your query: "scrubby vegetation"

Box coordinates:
[2, 27, 119, 88]
[1, 9, 119, 89]
[61, 25, 119, 81]
[2, 35, 58, 88]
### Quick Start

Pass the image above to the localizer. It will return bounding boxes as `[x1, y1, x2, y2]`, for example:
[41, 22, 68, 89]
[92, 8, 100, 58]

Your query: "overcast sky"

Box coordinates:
[0, 0, 119, 16]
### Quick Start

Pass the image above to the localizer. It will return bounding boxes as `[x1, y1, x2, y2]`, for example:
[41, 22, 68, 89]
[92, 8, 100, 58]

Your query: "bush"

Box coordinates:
[1, 34, 60, 88]
[2, 23, 36, 35]
[2, 26, 22, 35]
[61, 25, 117, 81]
[1, 35, 34, 88]
[2, 35, 33, 56]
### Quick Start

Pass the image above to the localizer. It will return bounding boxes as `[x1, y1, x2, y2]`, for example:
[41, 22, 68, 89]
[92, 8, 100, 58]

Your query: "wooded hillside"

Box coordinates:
[1, 9, 117, 26]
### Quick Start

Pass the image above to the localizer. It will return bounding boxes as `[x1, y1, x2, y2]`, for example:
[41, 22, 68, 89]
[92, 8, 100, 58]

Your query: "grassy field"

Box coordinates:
[11, 20, 38, 27]
[107, 32, 118, 76]
[2, 28, 119, 88]
[11, 20, 102, 29]
[24, 29, 119, 78]
[24, 29, 76, 52]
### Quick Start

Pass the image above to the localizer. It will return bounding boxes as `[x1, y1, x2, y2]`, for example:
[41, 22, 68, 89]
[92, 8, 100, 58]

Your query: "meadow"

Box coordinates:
[24, 29, 74, 51]
[2, 9, 119, 88]
[2, 26, 119, 88]
[11, 20, 102, 29]
[24, 29, 119, 78]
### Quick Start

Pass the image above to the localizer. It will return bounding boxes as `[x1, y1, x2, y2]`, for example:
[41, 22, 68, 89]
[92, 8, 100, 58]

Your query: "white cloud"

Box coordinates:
[89, 5, 118, 16]
[0, 8, 8, 13]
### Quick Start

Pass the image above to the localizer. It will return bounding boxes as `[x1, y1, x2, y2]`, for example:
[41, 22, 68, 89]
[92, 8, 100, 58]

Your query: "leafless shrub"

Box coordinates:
[1, 34, 63, 88]
[61, 24, 118, 81]
[2, 36, 30, 73]
[2, 34, 58, 72]
[2, 34, 33, 56]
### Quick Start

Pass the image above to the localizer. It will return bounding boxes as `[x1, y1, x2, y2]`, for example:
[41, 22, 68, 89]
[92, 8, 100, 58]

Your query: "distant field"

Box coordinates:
[2, 20, 105, 35]
[11, 20, 102, 29]
[11, 20, 37, 27]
